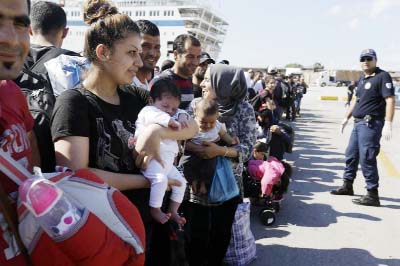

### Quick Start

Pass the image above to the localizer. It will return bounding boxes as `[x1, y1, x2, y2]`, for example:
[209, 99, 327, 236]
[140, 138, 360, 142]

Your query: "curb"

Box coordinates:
[319, 96, 355, 102]
[320, 96, 339, 101]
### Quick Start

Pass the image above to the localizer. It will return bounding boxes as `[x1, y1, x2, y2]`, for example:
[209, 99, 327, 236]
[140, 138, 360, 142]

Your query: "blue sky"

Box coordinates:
[212, 0, 400, 71]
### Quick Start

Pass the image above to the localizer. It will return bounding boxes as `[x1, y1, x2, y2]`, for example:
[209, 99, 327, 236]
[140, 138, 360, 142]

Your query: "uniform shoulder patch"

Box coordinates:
[385, 83, 393, 89]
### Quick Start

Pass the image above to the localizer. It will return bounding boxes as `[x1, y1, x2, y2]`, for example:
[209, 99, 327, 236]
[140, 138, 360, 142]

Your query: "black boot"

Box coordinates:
[352, 189, 380, 207]
[330, 180, 354, 195]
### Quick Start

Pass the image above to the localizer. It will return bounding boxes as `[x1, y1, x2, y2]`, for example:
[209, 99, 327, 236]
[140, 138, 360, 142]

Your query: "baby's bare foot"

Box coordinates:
[150, 208, 171, 224]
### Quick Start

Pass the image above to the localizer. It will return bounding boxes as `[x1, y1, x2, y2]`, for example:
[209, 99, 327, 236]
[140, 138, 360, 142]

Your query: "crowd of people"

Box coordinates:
[4, 0, 395, 265]
[0, 0, 298, 265]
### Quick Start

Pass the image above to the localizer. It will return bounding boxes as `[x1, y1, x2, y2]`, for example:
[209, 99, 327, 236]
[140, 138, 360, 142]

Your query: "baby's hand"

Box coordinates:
[168, 118, 181, 130]
[231, 136, 240, 145]
[177, 113, 189, 129]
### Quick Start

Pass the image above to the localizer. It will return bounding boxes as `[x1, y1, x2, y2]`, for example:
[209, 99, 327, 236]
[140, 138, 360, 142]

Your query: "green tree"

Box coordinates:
[285, 63, 304, 68]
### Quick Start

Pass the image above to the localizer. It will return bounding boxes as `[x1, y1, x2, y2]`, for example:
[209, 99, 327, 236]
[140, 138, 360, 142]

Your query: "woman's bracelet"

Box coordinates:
[223, 146, 229, 157]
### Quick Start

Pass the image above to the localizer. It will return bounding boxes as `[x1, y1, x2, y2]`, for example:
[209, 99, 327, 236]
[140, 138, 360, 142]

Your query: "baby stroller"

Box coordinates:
[243, 160, 291, 226]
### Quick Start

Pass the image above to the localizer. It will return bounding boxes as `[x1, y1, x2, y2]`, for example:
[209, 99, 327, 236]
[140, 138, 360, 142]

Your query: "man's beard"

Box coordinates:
[0, 61, 21, 80]
[141, 62, 155, 72]
[0, 44, 25, 79]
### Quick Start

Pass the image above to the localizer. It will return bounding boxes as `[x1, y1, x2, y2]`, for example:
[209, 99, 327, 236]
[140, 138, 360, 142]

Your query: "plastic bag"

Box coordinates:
[44, 54, 90, 96]
[208, 156, 239, 202]
[224, 202, 257, 265]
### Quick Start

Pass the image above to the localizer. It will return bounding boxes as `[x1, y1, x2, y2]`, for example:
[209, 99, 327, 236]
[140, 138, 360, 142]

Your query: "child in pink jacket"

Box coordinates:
[247, 142, 285, 196]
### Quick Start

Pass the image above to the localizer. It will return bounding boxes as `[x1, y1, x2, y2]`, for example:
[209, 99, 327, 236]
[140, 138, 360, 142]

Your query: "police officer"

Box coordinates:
[331, 49, 395, 207]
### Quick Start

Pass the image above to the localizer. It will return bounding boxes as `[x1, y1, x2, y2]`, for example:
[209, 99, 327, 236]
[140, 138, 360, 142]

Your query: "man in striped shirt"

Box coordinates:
[157, 34, 201, 110]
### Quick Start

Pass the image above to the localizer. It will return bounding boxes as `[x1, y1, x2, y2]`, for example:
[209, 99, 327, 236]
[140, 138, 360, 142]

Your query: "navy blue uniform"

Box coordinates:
[343, 68, 394, 189]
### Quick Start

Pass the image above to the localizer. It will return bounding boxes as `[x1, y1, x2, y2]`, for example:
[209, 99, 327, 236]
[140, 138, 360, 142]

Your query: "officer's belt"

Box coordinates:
[353, 115, 381, 123]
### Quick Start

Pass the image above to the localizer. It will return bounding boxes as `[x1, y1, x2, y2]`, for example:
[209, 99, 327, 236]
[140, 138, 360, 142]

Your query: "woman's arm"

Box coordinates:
[185, 141, 205, 154]
[54, 136, 149, 190]
[219, 127, 238, 146]
[233, 104, 257, 163]
[134, 120, 198, 168]
[160, 118, 198, 140]
[200, 141, 238, 159]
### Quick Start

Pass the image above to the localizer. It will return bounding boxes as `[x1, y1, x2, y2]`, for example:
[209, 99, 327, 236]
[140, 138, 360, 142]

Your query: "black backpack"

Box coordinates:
[14, 47, 76, 172]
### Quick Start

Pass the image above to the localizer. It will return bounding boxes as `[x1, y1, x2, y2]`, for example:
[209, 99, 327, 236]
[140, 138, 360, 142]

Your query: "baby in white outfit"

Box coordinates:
[135, 79, 189, 224]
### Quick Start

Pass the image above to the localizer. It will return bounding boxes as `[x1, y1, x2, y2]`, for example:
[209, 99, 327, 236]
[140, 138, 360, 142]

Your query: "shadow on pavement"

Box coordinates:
[249, 101, 397, 266]
[251, 245, 400, 266]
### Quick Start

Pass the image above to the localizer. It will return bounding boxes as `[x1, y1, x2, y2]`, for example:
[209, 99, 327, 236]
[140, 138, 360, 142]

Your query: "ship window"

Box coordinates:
[143, 11, 146, 16]
[136, 11, 139, 16]
[157, 11, 159, 16]
[171, 11, 174, 16]
[149, 11, 152, 16]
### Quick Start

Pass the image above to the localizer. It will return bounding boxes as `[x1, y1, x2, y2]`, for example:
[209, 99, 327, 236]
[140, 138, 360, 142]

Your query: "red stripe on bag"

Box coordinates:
[49, 172, 72, 183]
[0, 152, 30, 185]
[17, 204, 28, 217]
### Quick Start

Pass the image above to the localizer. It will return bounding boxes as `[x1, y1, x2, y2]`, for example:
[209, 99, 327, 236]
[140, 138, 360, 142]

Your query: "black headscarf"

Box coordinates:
[209, 64, 247, 123]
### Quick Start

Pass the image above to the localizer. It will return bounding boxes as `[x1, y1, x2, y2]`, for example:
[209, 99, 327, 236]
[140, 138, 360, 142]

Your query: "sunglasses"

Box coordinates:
[360, 57, 373, 62]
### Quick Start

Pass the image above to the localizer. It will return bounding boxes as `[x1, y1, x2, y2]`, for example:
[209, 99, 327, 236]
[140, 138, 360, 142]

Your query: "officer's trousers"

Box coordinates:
[343, 119, 384, 190]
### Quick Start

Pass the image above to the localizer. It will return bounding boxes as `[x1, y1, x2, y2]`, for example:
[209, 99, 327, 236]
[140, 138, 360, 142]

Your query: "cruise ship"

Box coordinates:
[59, 0, 229, 64]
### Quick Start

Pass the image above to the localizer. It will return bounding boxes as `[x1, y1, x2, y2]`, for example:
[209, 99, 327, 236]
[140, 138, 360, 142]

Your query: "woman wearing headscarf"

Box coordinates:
[183, 64, 257, 265]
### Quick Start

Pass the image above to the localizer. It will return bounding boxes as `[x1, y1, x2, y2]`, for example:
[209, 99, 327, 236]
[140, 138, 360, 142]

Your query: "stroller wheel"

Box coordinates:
[259, 209, 275, 226]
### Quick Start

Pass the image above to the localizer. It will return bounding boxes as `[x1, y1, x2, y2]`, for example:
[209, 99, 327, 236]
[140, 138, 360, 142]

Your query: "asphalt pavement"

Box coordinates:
[249, 86, 400, 266]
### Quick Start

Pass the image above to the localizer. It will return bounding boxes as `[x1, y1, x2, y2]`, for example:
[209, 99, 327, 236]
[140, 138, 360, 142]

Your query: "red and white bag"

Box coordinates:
[0, 150, 146, 266]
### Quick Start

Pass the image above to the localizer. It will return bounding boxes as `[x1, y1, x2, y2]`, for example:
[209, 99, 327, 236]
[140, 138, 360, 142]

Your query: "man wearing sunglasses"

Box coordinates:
[331, 49, 395, 207]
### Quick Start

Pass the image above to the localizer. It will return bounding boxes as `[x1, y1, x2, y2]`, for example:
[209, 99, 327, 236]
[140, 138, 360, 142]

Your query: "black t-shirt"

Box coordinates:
[352, 68, 394, 120]
[51, 85, 153, 227]
[51, 86, 148, 174]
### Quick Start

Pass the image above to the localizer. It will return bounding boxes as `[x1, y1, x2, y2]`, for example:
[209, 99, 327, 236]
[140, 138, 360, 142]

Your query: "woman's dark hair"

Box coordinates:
[150, 78, 181, 101]
[253, 141, 269, 153]
[83, 0, 140, 63]
[83, 0, 118, 25]
[195, 99, 219, 117]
